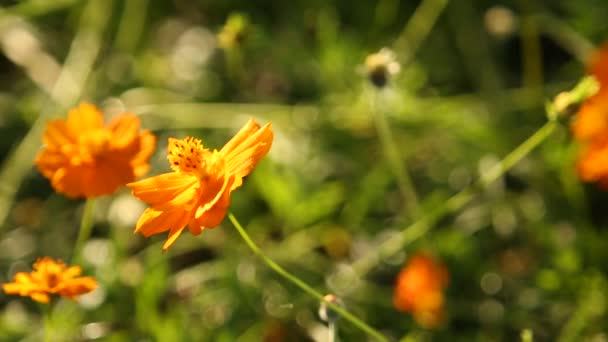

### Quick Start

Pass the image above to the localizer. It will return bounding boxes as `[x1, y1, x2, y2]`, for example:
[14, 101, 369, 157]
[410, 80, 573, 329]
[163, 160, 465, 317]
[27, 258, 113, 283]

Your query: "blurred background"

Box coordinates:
[0, 0, 608, 341]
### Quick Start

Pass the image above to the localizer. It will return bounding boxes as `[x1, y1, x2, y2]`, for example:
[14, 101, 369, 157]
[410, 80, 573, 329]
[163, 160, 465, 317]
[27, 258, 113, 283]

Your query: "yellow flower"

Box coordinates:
[393, 253, 448, 329]
[128, 118, 273, 251]
[2, 257, 97, 303]
[35, 103, 156, 198]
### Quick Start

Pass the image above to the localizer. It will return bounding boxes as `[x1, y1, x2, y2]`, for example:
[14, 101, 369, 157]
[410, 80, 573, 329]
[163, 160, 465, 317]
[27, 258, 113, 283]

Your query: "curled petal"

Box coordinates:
[163, 225, 187, 252]
[189, 175, 235, 234]
[221, 120, 273, 190]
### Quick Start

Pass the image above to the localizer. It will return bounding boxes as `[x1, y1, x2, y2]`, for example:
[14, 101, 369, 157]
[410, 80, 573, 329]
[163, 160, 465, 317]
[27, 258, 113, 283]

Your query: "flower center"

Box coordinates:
[168, 137, 224, 179]
[34, 259, 65, 288]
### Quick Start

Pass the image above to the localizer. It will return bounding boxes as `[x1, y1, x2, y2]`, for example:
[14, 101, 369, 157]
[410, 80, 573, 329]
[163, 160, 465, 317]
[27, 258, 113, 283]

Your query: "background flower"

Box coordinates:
[393, 253, 448, 329]
[35, 103, 156, 198]
[572, 44, 608, 186]
[3, 257, 97, 303]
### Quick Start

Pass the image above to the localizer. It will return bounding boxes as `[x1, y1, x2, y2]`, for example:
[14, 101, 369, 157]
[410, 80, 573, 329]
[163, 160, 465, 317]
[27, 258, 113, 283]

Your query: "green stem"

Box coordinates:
[72, 198, 96, 264]
[353, 120, 558, 276]
[228, 213, 389, 342]
[392, 0, 449, 63]
[557, 274, 603, 342]
[41, 303, 52, 342]
[328, 321, 337, 342]
[519, 0, 543, 94]
[536, 13, 595, 64]
[371, 91, 421, 217]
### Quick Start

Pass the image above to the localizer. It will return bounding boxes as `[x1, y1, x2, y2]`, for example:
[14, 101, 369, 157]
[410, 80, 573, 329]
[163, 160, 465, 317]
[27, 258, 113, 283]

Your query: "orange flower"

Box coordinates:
[128, 118, 273, 251]
[393, 253, 448, 329]
[35, 102, 156, 198]
[572, 43, 608, 187]
[3, 257, 97, 303]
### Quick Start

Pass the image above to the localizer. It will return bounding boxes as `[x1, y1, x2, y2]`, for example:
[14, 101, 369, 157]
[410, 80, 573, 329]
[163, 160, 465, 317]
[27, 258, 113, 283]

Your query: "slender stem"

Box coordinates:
[228, 213, 389, 342]
[72, 198, 96, 264]
[328, 321, 337, 342]
[41, 303, 51, 342]
[353, 120, 558, 276]
[519, 0, 543, 94]
[226, 47, 244, 86]
[371, 91, 421, 217]
[557, 274, 602, 342]
[392, 0, 449, 63]
[536, 13, 595, 64]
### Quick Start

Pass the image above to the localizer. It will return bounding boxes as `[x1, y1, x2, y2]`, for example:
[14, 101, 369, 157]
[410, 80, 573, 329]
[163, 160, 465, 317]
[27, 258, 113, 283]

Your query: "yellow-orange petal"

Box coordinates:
[108, 113, 141, 149]
[35, 150, 69, 179]
[57, 277, 97, 298]
[577, 144, 608, 182]
[572, 96, 608, 141]
[188, 176, 234, 235]
[589, 43, 608, 88]
[51, 159, 134, 198]
[134, 207, 190, 238]
[66, 103, 104, 135]
[43, 120, 74, 148]
[221, 121, 273, 189]
[220, 119, 261, 156]
[193, 203, 229, 230]
[132, 130, 157, 177]
[193, 174, 234, 219]
[31, 292, 51, 303]
[62, 266, 83, 278]
[162, 225, 187, 251]
[2, 282, 24, 295]
[128, 172, 199, 207]
[194, 175, 231, 219]
[50, 166, 89, 198]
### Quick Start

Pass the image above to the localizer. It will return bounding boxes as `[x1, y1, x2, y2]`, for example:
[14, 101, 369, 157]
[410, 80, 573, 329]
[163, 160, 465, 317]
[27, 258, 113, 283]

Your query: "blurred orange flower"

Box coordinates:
[572, 44, 608, 186]
[2, 257, 97, 303]
[128, 118, 273, 251]
[393, 253, 448, 329]
[35, 103, 156, 198]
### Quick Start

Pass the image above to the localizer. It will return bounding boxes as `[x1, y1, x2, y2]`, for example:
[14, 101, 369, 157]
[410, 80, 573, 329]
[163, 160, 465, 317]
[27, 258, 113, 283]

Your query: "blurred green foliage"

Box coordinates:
[0, 0, 608, 341]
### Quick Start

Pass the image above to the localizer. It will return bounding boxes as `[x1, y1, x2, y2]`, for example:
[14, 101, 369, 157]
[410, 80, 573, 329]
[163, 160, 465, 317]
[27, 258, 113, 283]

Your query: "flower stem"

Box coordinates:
[371, 91, 421, 218]
[393, 0, 449, 64]
[353, 120, 558, 276]
[328, 321, 337, 342]
[72, 198, 96, 264]
[41, 303, 52, 342]
[228, 213, 389, 342]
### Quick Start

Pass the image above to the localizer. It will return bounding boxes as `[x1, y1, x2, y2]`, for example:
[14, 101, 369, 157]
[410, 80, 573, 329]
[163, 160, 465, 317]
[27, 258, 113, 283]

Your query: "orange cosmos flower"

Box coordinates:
[571, 43, 608, 187]
[128, 118, 273, 251]
[3, 257, 97, 303]
[393, 253, 449, 329]
[35, 102, 156, 198]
